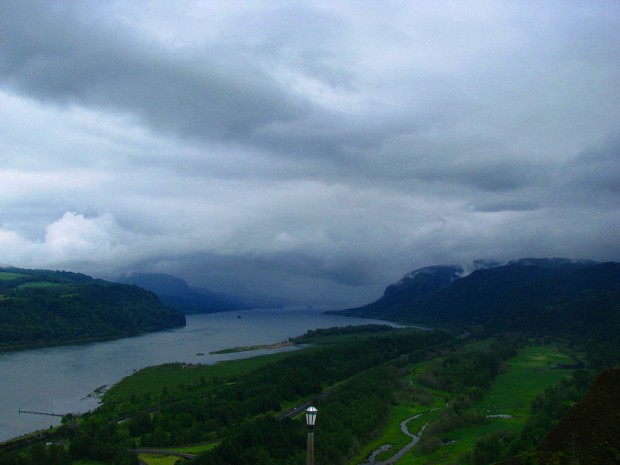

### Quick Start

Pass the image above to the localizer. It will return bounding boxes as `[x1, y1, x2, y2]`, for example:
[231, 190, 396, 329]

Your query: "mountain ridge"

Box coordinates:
[0, 267, 185, 349]
[332, 258, 620, 344]
[115, 272, 289, 314]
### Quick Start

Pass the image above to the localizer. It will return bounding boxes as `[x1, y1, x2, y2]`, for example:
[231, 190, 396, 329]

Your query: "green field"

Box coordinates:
[351, 405, 443, 464]
[167, 442, 219, 454]
[350, 345, 577, 465]
[476, 345, 575, 419]
[137, 454, 182, 465]
[104, 351, 295, 404]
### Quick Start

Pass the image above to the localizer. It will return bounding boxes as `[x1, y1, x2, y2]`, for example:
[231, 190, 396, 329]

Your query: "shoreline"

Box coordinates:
[0, 324, 186, 354]
[210, 341, 296, 354]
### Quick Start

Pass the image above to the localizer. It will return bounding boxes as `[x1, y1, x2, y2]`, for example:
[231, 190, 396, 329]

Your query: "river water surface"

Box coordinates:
[0, 308, 395, 441]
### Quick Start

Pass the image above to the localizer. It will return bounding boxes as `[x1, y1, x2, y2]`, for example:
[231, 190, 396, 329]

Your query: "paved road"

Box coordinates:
[132, 447, 196, 458]
[281, 384, 336, 419]
[360, 413, 429, 465]
[282, 400, 315, 419]
[132, 447, 197, 462]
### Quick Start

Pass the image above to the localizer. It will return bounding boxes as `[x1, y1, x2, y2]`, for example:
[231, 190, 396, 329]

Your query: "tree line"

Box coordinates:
[25, 329, 450, 465]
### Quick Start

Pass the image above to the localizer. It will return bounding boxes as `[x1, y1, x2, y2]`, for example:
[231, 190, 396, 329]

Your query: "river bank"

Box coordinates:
[0, 330, 178, 353]
[209, 340, 295, 354]
[1, 308, 398, 441]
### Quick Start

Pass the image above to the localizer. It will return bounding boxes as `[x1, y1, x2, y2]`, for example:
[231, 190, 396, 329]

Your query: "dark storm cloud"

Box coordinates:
[0, 1, 306, 143]
[564, 140, 620, 197]
[0, 1, 619, 304]
[125, 250, 378, 304]
[472, 201, 540, 213]
[0, 0, 416, 179]
[411, 158, 542, 193]
[251, 250, 377, 287]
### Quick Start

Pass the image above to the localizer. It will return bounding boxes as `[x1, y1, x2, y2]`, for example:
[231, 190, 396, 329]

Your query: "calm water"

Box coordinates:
[0, 308, 396, 441]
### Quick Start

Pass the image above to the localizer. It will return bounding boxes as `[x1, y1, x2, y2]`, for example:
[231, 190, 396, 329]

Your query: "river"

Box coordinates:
[0, 307, 396, 441]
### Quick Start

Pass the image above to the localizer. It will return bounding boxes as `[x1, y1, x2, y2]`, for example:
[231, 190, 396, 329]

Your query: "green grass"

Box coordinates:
[137, 454, 182, 465]
[210, 341, 294, 354]
[376, 407, 427, 458]
[104, 351, 295, 403]
[349, 392, 445, 464]
[347, 344, 577, 465]
[477, 345, 574, 419]
[167, 442, 220, 454]
[399, 345, 576, 465]
[0, 271, 29, 281]
[397, 418, 527, 465]
[73, 460, 109, 465]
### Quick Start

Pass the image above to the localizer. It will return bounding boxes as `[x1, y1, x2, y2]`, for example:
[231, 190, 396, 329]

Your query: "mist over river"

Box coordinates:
[0, 308, 397, 441]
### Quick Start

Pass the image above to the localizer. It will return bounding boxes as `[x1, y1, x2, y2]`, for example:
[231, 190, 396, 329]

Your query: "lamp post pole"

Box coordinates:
[305, 406, 318, 465]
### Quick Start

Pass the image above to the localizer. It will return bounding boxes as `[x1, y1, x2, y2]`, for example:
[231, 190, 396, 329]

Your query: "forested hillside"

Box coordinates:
[335, 259, 620, 347]
[497, 367, 620, 465]
[0, 267, 185, 348]
[537, 367, 620, 465]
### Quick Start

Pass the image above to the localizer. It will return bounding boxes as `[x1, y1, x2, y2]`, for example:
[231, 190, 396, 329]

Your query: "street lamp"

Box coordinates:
[306, 406, 318, 465]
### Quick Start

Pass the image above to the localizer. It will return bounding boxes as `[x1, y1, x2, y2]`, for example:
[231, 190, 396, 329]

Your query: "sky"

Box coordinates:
[0, 1, 619, 305]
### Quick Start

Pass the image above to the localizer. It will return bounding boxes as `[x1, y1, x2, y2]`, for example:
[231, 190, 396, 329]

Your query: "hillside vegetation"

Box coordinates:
[497, 367, 620, 465]
[335, 259, 620, 363]
[1, 258, 618, 465]
[0, 324, 615, 465]
[537, 367, 620, 465]
[0, 267, 185, 349]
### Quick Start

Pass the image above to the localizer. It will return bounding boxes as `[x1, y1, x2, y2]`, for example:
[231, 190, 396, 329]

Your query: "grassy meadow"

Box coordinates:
[103, 351, 295, 404]
[136, 441, 220, 464]
[72, 336, 581, 465]
[136, 454, 182, 465]
[167, 443, 220, 454]
[349, 344, 577, 465]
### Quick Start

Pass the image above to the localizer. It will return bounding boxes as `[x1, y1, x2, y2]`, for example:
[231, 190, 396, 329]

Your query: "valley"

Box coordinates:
[1, 259, 618, 465]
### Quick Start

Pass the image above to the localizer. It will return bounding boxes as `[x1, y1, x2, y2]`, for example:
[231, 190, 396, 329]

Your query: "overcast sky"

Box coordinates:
[0, 1, 618, 305]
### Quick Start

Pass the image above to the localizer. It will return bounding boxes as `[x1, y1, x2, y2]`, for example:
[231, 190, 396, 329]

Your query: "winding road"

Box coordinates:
[361, 413, 428, 465]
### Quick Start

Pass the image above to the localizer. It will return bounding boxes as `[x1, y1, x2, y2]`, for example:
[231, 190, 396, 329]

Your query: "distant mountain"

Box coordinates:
[499, 367, 620, 465]
[0, 267, 185, 349]
[339, 265, 465, 321]
[333, 259, 620, 343]
[116, 273, 288, 314]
